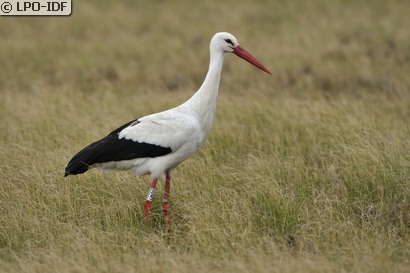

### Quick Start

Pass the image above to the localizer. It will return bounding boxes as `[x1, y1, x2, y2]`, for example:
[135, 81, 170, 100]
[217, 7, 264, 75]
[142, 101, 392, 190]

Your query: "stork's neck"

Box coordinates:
[186, 49, 224, 116]
[183, 49, 225, 137]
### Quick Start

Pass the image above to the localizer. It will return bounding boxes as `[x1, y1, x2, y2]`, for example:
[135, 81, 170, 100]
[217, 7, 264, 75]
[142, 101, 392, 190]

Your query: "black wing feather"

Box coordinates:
[64, 119, 172, 176]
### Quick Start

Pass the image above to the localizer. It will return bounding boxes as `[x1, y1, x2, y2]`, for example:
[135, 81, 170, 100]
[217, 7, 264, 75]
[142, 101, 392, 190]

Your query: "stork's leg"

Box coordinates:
[162, 171, 172, 232]
[144, 177, 158, 225]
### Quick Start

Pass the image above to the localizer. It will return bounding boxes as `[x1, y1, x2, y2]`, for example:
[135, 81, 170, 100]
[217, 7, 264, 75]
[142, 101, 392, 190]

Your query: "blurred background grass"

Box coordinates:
[0, 0, 409, 272]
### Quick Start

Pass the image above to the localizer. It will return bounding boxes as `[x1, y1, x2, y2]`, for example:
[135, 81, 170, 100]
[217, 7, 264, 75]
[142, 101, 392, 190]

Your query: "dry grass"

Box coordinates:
[1, 0, 410, 272]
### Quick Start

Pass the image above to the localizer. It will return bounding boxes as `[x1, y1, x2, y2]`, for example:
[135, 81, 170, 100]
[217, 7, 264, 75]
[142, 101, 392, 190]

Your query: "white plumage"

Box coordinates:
[106, 111, 201, 177]
[65, 32, 270, 228]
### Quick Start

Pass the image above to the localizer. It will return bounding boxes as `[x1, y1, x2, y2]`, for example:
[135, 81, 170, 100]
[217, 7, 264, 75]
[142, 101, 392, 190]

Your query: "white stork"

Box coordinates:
[65, 32, 270, 230]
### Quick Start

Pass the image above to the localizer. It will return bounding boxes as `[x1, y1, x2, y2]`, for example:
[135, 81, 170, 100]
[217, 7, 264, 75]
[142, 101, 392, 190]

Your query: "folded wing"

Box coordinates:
[64, 111, 201, 176]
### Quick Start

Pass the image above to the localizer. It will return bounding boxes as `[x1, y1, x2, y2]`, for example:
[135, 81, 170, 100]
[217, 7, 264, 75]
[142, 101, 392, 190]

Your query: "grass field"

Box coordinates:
[1, 0, 410, 272]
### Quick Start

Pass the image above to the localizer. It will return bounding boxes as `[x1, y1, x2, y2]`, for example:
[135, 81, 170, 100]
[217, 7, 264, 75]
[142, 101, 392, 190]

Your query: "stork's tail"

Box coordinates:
[64, 153, 93, 177]
[64, 157, 91, 176]
[64, 139, 105, 177]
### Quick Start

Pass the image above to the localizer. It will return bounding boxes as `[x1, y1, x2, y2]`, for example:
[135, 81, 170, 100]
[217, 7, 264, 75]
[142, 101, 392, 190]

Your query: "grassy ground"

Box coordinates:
[1, 0, 410, 272]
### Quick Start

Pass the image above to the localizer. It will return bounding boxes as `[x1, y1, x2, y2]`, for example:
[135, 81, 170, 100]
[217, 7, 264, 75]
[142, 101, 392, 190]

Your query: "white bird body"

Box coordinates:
[97, 109, 202, 177]
[65, 32, 270, 228]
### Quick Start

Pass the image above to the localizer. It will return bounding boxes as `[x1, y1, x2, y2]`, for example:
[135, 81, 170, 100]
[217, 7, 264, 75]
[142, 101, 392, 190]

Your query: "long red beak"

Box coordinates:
[233, 45, 271, 74]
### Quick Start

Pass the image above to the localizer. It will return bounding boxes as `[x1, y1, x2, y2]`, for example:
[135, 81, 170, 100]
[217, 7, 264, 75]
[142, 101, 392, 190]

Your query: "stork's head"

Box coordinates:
[211, 32, 271, 74]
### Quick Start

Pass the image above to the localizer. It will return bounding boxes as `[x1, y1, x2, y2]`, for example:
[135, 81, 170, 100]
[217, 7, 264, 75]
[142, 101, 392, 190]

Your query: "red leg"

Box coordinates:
[144, 178, 158, 225]
[162, 171, 172, 233]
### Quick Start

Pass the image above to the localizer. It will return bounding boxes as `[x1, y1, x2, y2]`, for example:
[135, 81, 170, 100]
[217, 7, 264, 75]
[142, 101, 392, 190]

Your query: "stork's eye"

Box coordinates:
[225, 39, 234, 46]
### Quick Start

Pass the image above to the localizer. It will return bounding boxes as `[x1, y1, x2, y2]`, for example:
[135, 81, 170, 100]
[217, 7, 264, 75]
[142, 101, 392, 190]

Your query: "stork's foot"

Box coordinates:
[162, 201, 171, 233]
[144, 200, 153, 226]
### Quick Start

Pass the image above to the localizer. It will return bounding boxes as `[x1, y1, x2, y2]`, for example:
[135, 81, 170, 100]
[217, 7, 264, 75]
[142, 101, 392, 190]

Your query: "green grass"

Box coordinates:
[1, 0, 410, 272]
